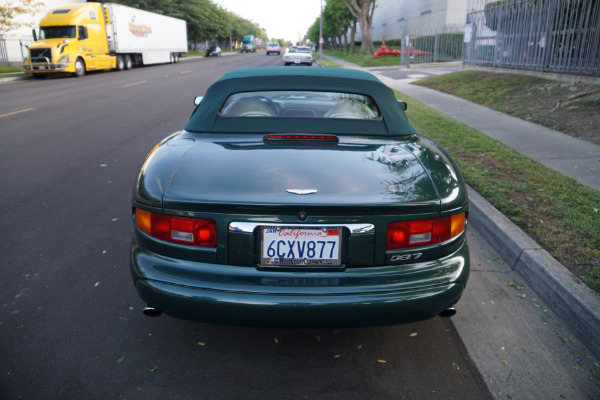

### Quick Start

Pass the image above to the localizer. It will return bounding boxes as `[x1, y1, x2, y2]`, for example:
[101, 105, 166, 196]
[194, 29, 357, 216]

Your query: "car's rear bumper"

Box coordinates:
[130, 238, 469, 328]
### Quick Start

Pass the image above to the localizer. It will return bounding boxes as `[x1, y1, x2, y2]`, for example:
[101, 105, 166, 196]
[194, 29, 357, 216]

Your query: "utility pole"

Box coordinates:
[319, 0, 323, 58]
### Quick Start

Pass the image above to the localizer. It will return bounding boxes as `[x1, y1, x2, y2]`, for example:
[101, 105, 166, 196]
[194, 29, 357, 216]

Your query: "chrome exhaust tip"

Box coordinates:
[439, 308, 456, 318]
[143, 304, 163, 317]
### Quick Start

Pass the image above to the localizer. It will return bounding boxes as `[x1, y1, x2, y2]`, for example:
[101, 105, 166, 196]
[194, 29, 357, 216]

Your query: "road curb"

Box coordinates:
[468, 186, 600, 359]
[0, 76, 26, 83]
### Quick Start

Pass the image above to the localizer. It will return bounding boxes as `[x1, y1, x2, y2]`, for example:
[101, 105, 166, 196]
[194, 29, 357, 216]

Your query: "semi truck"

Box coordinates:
[22, 2, 187, 78]
[241, 35, 256, 53]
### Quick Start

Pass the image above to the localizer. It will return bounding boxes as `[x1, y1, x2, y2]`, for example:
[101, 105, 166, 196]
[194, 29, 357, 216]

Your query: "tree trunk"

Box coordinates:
[358, 17, 375, 56]
[342, 0, 376, 56]
[350, 21, 357, 55]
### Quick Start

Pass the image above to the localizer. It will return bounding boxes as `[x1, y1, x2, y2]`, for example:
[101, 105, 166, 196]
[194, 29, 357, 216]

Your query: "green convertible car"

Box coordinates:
[130, 66, 469, 328]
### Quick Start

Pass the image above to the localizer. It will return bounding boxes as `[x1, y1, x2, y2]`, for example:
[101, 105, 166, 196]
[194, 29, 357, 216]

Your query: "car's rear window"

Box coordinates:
[219, 91, 381, 120]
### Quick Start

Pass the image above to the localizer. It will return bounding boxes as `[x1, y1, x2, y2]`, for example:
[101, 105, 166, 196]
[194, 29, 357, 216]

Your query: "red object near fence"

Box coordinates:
[373, 38, 431, 58]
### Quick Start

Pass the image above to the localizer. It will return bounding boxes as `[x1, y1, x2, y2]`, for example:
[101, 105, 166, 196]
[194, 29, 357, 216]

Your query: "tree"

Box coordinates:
[0, 0, 43, 36]
[326, 0, 356, 53]
[342, 0, 376, 56]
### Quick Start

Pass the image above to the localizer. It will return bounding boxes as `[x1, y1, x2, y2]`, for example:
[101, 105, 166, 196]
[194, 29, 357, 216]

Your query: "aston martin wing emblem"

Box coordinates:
[286, 189, 318, 195]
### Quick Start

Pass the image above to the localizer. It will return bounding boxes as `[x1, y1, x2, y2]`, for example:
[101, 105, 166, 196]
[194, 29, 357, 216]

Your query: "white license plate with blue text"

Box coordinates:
[261, 227, 341, 266]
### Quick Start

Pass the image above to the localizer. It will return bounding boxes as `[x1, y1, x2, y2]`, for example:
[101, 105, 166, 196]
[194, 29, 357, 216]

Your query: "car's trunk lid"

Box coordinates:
[162, 137, 440, 211]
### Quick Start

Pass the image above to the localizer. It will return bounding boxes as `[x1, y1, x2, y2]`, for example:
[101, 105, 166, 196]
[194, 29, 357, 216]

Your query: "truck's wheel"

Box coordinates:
[74, 58, 85, 77]
[116, 55, 125, 71]
[124, 55, 132, 70]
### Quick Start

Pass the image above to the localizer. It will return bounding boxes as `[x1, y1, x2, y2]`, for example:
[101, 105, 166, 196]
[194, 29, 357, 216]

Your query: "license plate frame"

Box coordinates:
[261, 226, 342, 266]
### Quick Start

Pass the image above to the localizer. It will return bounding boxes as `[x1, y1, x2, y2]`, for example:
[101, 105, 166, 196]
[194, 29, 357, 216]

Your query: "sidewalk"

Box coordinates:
[320, 54, 600, 363]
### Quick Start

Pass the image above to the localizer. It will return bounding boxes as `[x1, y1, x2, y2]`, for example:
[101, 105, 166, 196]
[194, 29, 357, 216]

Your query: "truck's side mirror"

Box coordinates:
[32, 28, 37, 41]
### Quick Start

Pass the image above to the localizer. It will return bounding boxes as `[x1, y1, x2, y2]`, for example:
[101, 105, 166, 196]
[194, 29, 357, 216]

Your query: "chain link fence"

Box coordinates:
[463, 0, 600, 76]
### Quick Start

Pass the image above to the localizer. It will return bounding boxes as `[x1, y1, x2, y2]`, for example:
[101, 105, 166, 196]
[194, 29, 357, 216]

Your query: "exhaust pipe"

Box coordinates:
[439, 308, 456, 318]
[143, 304, 163, 317]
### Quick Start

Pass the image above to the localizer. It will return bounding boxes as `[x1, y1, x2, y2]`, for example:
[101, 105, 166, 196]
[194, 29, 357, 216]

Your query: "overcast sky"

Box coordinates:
[213, 0, 323, 42]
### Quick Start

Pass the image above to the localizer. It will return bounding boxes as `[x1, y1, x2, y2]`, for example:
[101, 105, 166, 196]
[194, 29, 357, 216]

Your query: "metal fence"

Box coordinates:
[374, 25, 465, 66]
[463, 0, 600, 76]
[404, 25, 465, 65]
[0, 36, 34, 66]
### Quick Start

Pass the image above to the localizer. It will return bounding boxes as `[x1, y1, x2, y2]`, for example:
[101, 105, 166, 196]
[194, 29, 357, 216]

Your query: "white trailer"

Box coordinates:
[106, 3, 187, 65]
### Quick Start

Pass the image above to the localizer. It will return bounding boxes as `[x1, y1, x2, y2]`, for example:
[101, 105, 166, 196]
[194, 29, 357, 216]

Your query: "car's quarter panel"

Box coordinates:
[133, 132, 194, 208]
[404, 135, 469, 212]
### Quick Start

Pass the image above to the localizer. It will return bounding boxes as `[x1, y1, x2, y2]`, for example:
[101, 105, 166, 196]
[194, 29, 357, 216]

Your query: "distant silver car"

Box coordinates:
[283, 46, 313, 66]
[266, 43, 281, 55]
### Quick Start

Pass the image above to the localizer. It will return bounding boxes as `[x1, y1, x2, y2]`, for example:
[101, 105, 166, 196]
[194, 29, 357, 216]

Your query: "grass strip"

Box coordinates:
[0, 66, 21, 74]
[396, 90, 600, 293]
[314, 55, 341, 68]
[323, 50, 403, 67]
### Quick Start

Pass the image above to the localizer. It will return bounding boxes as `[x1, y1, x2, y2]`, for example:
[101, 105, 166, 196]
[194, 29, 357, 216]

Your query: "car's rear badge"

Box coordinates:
[287, 189, 318, 195]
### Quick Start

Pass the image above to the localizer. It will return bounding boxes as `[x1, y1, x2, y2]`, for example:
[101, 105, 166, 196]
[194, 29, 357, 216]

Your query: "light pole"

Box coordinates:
[319, 0, 323, 58]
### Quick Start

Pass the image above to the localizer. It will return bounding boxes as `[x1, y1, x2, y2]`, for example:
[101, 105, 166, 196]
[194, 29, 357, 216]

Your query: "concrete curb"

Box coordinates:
[0, 76, 26, 83]
[468, 186, 600, 360]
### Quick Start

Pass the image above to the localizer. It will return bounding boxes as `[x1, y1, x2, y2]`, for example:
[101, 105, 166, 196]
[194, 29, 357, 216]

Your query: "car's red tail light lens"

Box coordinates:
[135, 209, 217, 248]
[387, 213, 465, 249]
[265, 135, 338, 141]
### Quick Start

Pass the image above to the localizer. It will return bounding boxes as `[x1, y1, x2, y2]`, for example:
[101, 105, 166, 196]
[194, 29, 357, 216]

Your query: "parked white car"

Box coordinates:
[283, 46, 313, 66]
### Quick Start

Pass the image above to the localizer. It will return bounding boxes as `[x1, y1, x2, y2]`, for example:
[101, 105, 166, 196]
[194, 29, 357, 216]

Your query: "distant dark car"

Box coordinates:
[266, 43, 281, 55]
[130, 67, 469, 328]
[205, 45, 221, 57]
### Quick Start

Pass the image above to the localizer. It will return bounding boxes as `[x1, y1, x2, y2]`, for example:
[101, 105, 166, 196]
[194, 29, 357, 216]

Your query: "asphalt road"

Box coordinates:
[0, 53, 495, 399]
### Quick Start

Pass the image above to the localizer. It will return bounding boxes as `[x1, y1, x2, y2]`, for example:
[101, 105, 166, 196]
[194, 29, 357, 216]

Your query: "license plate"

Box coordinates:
[261, 227, 341, 266]
[38, 66, 46, 70]
[294, 60, 300, 64]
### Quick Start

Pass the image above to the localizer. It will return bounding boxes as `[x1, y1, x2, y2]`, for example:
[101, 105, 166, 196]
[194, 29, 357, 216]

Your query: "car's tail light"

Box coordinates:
[387, 213, 465, 249]
[135, 208, 217, 247]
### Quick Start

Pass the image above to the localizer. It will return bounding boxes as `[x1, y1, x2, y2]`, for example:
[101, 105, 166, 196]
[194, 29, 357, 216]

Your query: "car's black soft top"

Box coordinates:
[185, 67, 417, 136]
